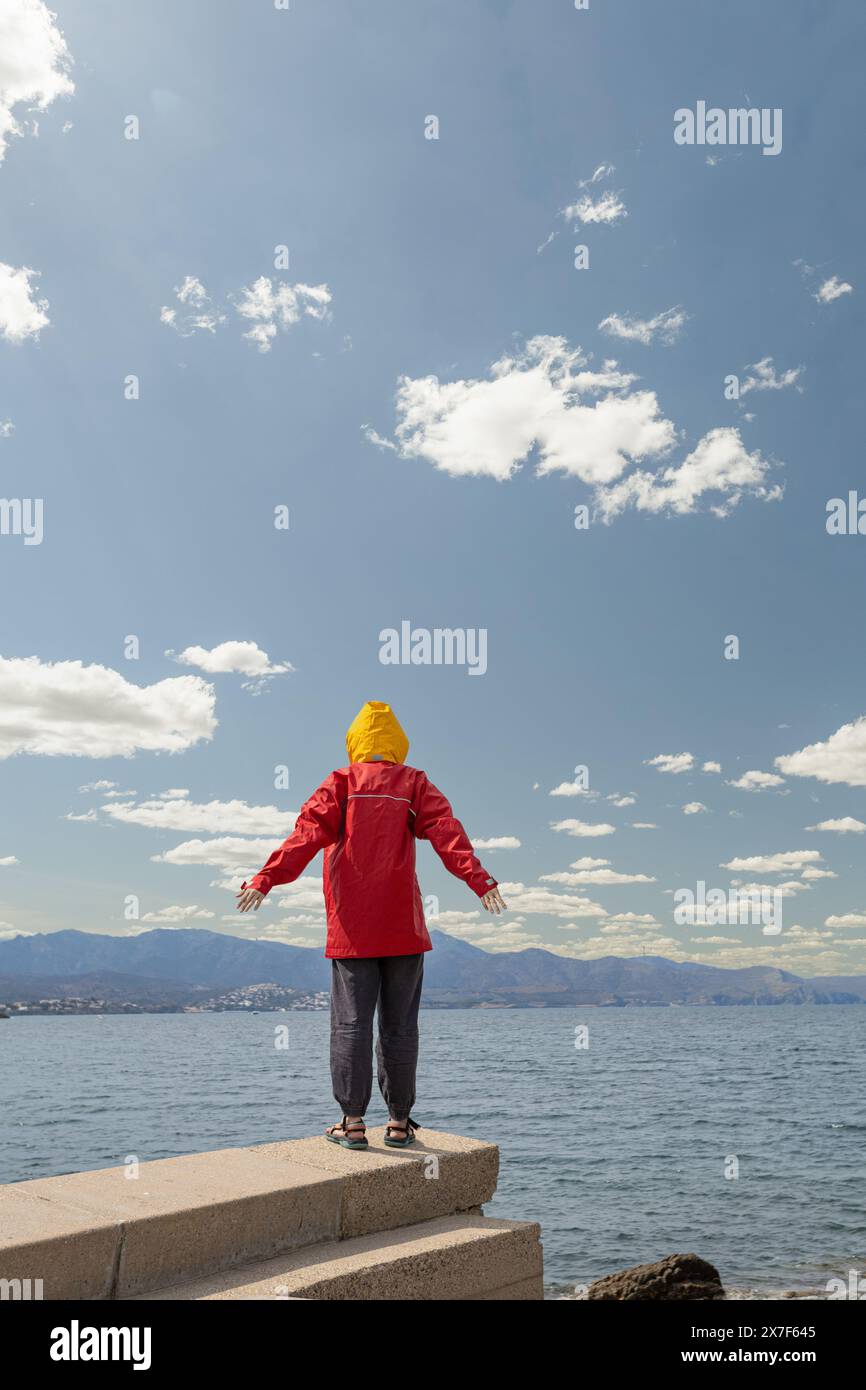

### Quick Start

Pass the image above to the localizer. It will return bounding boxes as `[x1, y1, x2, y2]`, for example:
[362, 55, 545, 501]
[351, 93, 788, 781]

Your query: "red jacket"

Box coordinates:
[244, 760, 497, 958]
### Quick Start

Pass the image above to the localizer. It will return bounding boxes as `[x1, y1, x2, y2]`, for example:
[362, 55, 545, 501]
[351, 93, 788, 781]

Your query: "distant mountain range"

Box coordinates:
[0, 928, 863, 1009]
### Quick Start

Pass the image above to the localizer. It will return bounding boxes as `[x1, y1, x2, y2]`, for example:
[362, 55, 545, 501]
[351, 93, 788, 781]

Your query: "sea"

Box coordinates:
[1, 1005, 863, 1299]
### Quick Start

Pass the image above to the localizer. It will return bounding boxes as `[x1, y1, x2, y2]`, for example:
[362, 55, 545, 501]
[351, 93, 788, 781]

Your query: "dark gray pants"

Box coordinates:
[329, 954, 424, 1121]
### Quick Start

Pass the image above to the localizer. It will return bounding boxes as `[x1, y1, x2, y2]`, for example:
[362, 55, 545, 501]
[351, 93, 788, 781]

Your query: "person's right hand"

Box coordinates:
[236, 887, 265, 913]
[482, 887, 506, 915]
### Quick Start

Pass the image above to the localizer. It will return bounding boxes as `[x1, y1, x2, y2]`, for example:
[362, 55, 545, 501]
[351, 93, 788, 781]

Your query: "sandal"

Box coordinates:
[325, 1115, 368, 1149]
[384, 1117, 420, 1148]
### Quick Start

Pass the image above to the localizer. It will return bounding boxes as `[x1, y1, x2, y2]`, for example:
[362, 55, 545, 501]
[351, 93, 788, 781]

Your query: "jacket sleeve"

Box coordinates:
[413, 775, 498, 898]
[242, 773, 345, 897]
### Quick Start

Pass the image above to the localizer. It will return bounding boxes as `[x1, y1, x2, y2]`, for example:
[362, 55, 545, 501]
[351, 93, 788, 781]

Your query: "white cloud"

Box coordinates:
[602, 912, 659, 926]
[0, 655, 216, 759]
[550, 819, 616, 838]
[541, 867, 655, 886]
[260, 914, 325, 930]
[578, 163, 615, 188]
[558, 930, 683, 959]
[801, 866, 837, 880]
[430, 909, 482, 929]
[0, 262, 49, 341]
[160, 275, 332, 352]
[607, 794, 636, 807]
[702, 761, 721, 773]
[645, 752, 694, 775]
[273, 878, 327, 911]
[735, 879, 810, 898]
[234, 277, 332, 352]
[0, 855, 19, 866]
[371, 336, 673, 485]
[721, 850, 823, 874]
[1, 419, 14, 436]
[598, 306, 688, 347]
[776, 716, 866, 787]
[739, 357, 803, 395]
[103, 797, 296, 837]
[727, 770, 785, 791]
[241, 925, 323, 946]
[632, 822, 658, 829]
[0, 0, 74, 164]
[152, 837, 275, 871]
[160, 276, 226, 336]
[596, 427, 782, 521]
[470, 835, 521, 850]
[682, 802, 707, 815]
[814, 275, 853, 304]
[217, 880, 325, 915]
[806, 816, 866, 834]
[158, 788, 189, 800]
[562, 190, 627, 225]
[686, 940, 859, 972]
[495, 882, 606, 918]
[824, 913, 866, 928]
[443, 920, 543, 952]
[537, 167, 615, 252]
[140, 905, 216, 923]
[169, 641, 293, 692]
[548, 779, 596, 797]
[361, 426, 396, 452]
[369, 338, 780, 523]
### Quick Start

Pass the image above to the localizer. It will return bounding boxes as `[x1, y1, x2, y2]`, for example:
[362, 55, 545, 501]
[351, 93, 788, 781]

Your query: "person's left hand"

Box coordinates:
[236, 887, 264, 913]
[482, 887, 506, 914]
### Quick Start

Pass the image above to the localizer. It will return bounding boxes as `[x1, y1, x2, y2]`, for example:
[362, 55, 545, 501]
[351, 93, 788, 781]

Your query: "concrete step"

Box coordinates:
[0, 1128, 499, 1299]
[246, 1126, 498, 1240]
[133, 1213, 544, 1301]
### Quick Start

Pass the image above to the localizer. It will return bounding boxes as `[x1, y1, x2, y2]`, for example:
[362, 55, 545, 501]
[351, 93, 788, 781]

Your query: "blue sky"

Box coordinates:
[1, 0, 865, 976]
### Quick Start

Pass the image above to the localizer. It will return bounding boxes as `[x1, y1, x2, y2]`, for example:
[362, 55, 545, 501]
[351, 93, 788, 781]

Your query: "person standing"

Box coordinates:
[237, 701, 505, 1148]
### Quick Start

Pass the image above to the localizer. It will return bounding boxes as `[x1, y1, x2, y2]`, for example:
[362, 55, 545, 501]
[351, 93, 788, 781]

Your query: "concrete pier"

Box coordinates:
[0, 1129, 543, 1300]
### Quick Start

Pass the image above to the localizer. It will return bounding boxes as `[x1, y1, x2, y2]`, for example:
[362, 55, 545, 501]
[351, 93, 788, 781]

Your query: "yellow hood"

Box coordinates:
[346, 701, 409, 765]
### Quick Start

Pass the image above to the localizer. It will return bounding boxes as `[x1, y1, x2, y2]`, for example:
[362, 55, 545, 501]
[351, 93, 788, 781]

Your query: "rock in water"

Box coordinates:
[587, 1253, 725, 1301]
